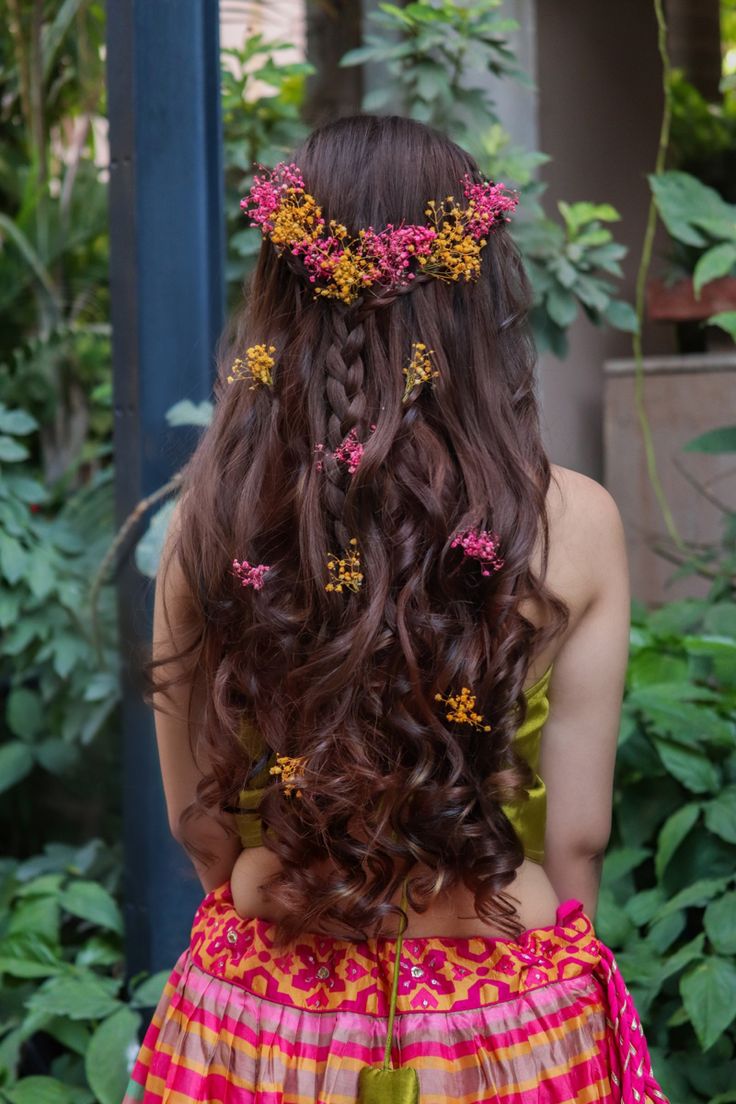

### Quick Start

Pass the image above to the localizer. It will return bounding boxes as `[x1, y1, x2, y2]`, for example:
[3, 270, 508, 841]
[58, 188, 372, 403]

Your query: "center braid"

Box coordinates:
[322, 308, 368, 552]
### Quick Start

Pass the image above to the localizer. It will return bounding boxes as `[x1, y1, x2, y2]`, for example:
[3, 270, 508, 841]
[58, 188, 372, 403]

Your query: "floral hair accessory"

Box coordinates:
[227, 344, 276, 388]
[435, 687, 491, 732]
[451, 527, 504, 577]
[325, 538, 363, 593]
[232, 559, 270, 590]
[240, 162, 518, 306]
[269, 754, 306, 798]
[403, 343, 438, 402]
[315, 425, 377, 475]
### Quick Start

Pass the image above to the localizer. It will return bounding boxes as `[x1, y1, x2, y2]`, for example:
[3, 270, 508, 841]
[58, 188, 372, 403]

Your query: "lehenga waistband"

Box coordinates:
[189, 882, 602, 1016]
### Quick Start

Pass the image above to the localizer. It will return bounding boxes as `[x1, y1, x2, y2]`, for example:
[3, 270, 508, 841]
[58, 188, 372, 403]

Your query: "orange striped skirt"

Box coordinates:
[123, 882, 669, 1103]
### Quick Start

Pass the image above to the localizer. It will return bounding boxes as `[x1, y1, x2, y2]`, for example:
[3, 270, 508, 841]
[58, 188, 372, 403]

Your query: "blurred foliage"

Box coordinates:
[598, 592, 736, 1103]
[650, 171, 736, 340]
[340, 0, 638, 355]
[222, 33, 313, 301]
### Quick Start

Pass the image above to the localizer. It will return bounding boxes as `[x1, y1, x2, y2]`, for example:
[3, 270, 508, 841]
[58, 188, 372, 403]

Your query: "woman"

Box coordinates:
[124, 115, 668, 1103]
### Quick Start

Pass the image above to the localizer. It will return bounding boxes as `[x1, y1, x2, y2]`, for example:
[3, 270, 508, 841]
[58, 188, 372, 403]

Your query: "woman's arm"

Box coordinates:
[539, 474, 631, 919]
[152, 503, 242, 893]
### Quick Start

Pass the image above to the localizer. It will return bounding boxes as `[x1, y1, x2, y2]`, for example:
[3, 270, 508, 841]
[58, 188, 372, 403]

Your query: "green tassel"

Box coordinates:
[358, 878, 419, 1103]
[358, 1065, 420, 1104]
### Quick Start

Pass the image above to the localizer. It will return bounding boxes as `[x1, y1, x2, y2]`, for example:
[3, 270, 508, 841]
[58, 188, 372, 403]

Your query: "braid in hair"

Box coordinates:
[321, 308, 368, 550]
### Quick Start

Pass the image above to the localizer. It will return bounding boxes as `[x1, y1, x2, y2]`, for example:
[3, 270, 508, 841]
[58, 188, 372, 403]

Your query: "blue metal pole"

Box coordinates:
[107, 0, 224, 975]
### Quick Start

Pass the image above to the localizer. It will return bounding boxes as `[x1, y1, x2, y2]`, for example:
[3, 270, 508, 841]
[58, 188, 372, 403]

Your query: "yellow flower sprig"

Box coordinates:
[227, 344, 276, 388]
[402, 342, 438, 402]
[435, 687, 491, 732]
[269, 754, 307, 798]
[325, 538, 364, 593]
[419, 198, 486, 283]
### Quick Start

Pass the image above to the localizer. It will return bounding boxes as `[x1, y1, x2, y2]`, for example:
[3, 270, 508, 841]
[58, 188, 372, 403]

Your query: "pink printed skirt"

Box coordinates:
[123, 882, 669, 1104]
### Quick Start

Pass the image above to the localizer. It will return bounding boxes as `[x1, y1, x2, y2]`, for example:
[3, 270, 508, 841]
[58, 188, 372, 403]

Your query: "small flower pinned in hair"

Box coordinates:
[403, 343, 438, 402]
[315, 425, 376, 476]
[325, 538, 363, 593]
[232, 558, 270, 590]
[270, 755, 306, 797]
[227, 344, 276, 388]
[333, 427, 365, 474]
[451, 527, 504, 577]
[435, 687, 492, 732]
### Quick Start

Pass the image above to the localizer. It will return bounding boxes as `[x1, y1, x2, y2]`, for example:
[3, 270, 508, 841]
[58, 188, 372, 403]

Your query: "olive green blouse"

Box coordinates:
[234, 665, 552, 864]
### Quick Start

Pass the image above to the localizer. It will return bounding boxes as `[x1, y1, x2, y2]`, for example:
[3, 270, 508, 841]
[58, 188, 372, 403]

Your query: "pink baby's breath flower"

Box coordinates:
[333, 428, 365, 474]
[462, 177, 519, 241]
[240, 163, 305, 232]
[232, 559, 271, 591]
[451, 527, 504, 577]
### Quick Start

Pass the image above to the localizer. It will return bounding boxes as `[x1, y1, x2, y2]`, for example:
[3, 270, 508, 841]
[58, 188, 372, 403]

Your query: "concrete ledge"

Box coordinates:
[604, 352, 736, 376]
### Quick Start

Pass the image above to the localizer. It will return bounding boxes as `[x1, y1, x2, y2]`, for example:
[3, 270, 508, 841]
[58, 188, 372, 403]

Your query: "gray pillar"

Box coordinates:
[107, 0, 224, 974]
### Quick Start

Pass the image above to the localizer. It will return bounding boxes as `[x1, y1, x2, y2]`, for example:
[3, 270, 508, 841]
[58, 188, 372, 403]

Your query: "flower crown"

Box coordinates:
[240, 162, 518, 305]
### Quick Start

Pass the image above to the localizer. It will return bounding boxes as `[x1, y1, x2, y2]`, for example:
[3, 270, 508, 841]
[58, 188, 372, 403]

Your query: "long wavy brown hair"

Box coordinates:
[153, 115, 569, 943]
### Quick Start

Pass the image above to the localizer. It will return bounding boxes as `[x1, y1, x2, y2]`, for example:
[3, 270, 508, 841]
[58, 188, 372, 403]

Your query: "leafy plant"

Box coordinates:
[597, 591, 736, 1103]
[0, 402, 119, 857]
[649, 171, 736, 341]
[341, 0, 529, 130]
[0, 841, 168, 1103]
[340, 0, 637, 356]
[222, 33, 314, 296]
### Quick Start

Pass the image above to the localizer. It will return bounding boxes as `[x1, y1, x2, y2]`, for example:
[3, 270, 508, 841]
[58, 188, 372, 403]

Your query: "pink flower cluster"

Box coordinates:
[315, 425, 376, 475]
[451, 527, 505, 577]
[232, 558, 270, 590]
[333, 428, 365, 473]
[239, 161, 519, 303]
[462, 176, 519, 241]
[240, 163, 308, 233]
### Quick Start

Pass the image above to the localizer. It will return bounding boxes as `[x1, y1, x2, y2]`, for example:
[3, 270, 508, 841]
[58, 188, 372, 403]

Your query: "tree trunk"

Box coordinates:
[304, 0, 363, 126]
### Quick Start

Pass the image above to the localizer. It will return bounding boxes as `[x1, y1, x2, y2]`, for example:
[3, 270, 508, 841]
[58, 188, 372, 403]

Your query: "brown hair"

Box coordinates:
[153, 115, 568, 942]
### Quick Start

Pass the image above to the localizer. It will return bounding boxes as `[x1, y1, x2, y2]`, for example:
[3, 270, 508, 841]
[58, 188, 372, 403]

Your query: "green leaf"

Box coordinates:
[693, 243, 736, 296]
[545, 286, 577, 328]
[4, 1077, 75, 1104]
[655, 875, 732, 920]
[0, 932, 64, 978]
[603, 298, 639, 332]
[653, 739, 721, 793]
[602, 846, 650, 884]
[60, 881, 124, 935]
[704, 892, 736, 955]
[85, 1007, 142, 1104]
[0, 408, 38, 435]
[0, 534, 29, 583]
[8, 894, 60, 943]
[34, 739, 79, 775]
[709, 311, 736, 339]
[0, 741, 35, 793]
[6, 687, 43, 740]
[165, 399, 213, 428]
[680, 956, 736, 1050]
[129, 970, 169, 1008]
[626, 887, 665, 926]
[683, 426, 736, 454]
[0, 435, 30, 462]
[704, 787, 736, 845]
[649, 171, 730, 248]
[655, 803, 701, 879]
[134, 499, 176, 579]
[26, 973, 122, 1021]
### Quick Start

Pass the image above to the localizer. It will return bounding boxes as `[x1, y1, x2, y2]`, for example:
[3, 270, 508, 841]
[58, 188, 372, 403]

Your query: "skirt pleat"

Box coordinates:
[123, 883, 669, 1104]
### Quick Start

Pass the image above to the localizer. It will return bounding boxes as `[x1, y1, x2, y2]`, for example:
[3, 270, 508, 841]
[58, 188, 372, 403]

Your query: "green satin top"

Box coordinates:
[234, 664, 552, 864]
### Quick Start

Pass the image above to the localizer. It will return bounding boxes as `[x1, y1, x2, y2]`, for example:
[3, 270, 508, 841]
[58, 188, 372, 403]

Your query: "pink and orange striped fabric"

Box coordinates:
[123, 882, 669, 1103]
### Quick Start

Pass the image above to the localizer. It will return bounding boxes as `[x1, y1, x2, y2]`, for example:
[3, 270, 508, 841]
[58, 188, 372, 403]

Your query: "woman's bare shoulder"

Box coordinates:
[544, 463, 628, 614]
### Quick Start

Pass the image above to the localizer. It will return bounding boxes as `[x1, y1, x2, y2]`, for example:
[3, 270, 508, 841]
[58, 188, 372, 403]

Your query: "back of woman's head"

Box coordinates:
[160, 114, 568, 941]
